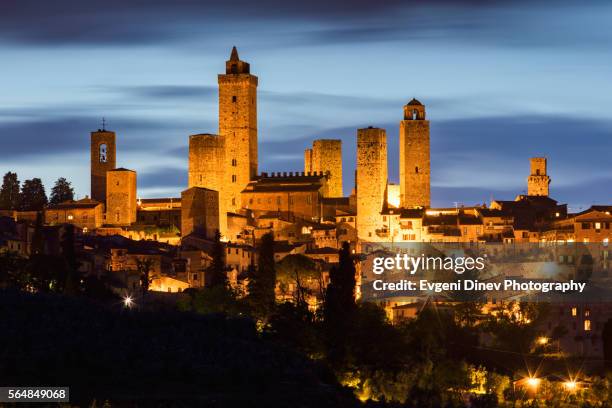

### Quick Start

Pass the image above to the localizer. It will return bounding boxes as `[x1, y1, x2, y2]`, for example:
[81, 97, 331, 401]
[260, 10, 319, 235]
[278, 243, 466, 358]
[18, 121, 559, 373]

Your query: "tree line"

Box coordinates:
[0, 171, 75, 211]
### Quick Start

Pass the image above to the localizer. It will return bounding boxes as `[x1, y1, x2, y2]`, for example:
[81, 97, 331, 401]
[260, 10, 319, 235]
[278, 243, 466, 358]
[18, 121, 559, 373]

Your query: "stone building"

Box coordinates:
[304, 139, 343, 197]
[218, 46, 258, 214]
[90, 128, 116, 203]
[181, 187, 220, 239]
[356, 127, 388, 241]
[188, 133, 226, 234]
[106, 168, 137, 226]
[241, 172, 328, 221]
[527, 157, 550, 196]
[399, 99, 430, 208]
[45, 197, 104, 230]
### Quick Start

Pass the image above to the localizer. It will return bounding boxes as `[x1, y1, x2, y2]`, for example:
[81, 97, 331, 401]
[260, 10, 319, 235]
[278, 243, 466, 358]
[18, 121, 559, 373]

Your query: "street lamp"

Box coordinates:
[123, 295, 134, 308]
[526, 377, 540, 389]
[563, 380, 578, 391]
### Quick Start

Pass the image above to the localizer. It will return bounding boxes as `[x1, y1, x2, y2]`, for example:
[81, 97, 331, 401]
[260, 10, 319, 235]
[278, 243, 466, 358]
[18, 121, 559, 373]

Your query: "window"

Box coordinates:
[192, 274, 198, 280]
[99, 144, 108, 163]
[571, 307, 577, 317]
[67, 214, 74, 221]
[232, 175, 237, 182]
[585, 309, 591, 317]
[232, 198, 236, 206]
[232, 96, 237, 103]
[584, 320, 591, 331]
[231, 158, 237, 166]
[582, 223, 591, 230]
[415, 166, 419, 174]
[536, 169, 541, 175]
[306, 196, 312, 205]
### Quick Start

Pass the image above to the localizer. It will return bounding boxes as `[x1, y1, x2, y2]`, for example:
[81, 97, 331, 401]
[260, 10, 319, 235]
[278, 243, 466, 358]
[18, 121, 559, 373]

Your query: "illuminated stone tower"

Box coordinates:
[527, 157, 550, 196]
[106, 168, 137, 226]
[90, 127, 116, 203]
[304, 139, 343, 197]
[356, 127, 387, 241]
[218, 46, 258, 213]
[399, 98, 430, 208]
[188, 133, 226, 234]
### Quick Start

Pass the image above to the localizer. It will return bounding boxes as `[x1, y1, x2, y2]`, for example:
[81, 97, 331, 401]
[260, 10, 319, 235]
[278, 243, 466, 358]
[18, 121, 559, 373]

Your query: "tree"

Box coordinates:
[323, 242, 356, 365]
[49, 177, 74, 205]
[207, 230, 227, 288]
[0, 172, 20, 210]
[137, 257, 154, 296]
[248, 232, 276, 319]
[20, 178, 47, 211]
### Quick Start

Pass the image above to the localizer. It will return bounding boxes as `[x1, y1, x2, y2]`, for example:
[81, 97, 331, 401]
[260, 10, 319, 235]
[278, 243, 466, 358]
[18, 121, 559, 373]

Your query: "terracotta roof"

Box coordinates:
[407, 98, 423, 106]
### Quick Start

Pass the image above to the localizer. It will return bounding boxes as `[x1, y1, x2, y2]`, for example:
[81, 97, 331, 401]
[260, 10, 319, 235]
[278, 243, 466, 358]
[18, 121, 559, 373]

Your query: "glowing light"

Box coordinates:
[537, 336, 549, 345]
[563, 380, 577, 391]
[123, 295, 134, 308]
[526, 377, 540, 389]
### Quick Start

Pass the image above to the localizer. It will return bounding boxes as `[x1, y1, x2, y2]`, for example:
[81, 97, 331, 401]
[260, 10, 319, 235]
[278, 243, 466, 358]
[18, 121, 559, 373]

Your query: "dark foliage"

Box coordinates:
[49, 177, 74, 205]
[0, 290, 359, 407]
[19, 178, 47, 211]
[0, 171, 20, 210]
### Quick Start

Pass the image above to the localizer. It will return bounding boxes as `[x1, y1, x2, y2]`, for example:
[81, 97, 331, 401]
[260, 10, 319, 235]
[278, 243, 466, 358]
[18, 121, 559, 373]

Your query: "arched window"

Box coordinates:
[413, 109, 418, 120]
[99, 144, 108, 163]
[415, 166, 419, 174]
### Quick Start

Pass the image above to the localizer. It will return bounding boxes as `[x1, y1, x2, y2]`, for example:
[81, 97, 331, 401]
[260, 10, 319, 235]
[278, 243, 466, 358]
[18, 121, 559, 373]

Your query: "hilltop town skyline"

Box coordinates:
[1, 2, 612, 211]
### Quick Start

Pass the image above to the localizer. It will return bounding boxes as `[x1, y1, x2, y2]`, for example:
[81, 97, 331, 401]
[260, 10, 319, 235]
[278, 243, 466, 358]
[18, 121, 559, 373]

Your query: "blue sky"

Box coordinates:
[1, 0, 611, 211]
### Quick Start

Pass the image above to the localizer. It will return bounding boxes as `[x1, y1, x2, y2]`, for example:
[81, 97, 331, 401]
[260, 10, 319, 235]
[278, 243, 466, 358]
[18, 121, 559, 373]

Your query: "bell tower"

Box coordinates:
[90, 122, 116, 203]
[218, 46, 258, 213]
[399, 98, 430, 208]
[527, 157, 550, 196]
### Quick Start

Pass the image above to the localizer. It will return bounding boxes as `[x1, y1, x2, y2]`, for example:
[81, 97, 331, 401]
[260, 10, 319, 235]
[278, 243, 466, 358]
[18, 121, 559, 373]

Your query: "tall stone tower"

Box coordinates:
[106, 168, 137, 226]
[218, 46, 258, 214]
[399, 98, 430, 208]
[527, 157, 550, 196]
[356, 127, 387, 241]
[181, 187, 220, 239]
[304, 139, 343, 197]
[188, 133, 226, 234]
[91, 128, 116, 203]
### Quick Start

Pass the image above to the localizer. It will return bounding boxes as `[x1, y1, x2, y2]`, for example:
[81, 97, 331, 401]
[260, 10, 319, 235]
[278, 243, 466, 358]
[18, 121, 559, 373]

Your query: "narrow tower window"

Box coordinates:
[232, 175, 237, 183]
[413, 109, 418, 120]
[99, 144, 108, 163]
[231, 158, 237, 166]
[415, 167, 419, 174]
[232, 96, 237, 103]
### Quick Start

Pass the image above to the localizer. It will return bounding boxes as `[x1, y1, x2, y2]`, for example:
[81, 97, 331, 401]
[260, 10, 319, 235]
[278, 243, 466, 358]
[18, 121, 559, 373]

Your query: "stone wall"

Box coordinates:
[356, 127, 387, 241]
[106, 169, 137, 226]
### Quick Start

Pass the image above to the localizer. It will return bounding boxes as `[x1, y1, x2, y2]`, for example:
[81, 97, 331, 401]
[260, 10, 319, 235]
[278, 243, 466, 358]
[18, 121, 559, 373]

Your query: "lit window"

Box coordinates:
[595, 222, 602, 230]
[67, 214, 74, 220]
[571, 307, 577, 317]
[584, 320, 591, 331]
[585, 309, 590, 317]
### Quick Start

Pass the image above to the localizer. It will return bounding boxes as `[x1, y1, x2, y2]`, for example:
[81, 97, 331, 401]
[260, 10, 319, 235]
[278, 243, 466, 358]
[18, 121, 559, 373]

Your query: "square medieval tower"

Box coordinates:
[218, 47, 258, 214]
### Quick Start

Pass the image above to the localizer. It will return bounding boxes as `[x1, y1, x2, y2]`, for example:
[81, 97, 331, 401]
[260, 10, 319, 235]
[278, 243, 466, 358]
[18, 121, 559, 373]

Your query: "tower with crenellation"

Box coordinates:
[218, 46, 258, 214]
[90, 127, 116, 203]
[188, 133, 227, 234]
[399, 98, 430, 208]
[527, 157, 550, 196]
[356, 127, 387, 241]
[304, 139, 343, 197]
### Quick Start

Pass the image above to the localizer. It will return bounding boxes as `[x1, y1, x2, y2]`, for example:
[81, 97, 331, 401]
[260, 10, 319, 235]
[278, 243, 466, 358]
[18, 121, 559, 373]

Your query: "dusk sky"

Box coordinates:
[1, 0, 611, 211]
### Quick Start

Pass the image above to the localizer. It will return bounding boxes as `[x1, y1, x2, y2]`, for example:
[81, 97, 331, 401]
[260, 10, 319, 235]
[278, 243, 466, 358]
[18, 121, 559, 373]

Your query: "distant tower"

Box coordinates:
[106, 168, 137, 226]
[304, 139, 343, 197]
[356, 127, 387, 241]
[188, 133, 226, 235]
[181, 187, 220, 239]
[527, 157, 550, 196]
[399, 98, 430, 208]
[218, 46, 258, 214]
[91, 126, 116, 203]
